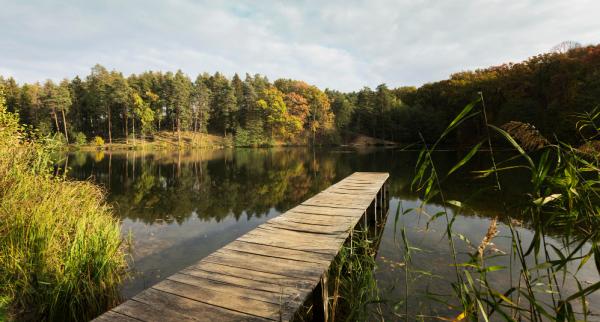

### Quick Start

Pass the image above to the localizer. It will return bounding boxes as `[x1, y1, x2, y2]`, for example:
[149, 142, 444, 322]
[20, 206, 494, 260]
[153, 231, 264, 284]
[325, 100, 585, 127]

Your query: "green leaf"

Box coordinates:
[440, 98, 481, 140]
[565, 281, 600, 302]
[593, 243, 600, 273]
[448, 141, 483, 176]
[477, 299, 490, 322]
[488, 124, 534, 168]
[426, 211, 446, 230]
[482, 265, 506, 272]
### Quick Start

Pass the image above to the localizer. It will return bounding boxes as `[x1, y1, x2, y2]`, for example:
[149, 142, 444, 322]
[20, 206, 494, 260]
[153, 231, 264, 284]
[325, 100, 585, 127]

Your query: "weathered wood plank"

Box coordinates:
[178, 267, 306, 296]
[93, 311, 142, 322]
[223, 240, 334, 265]
[133, 288, 264, 322]
[288, 204, 364, 216]
[184, 261, 312, 290]
[281, 211, 357, 224]
[204, 249, 326, 279]
[253, 225, 348, 241]
[153, 279, 284, 321]
[264, 221, 350, 235]
[112, 299, 197, 322]
[167, 273, 299, 306]
[237, 231, 344, 255]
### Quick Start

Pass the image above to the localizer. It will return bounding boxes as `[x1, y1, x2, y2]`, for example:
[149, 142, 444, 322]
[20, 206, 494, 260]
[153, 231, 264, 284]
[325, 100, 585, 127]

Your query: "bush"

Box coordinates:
[73, 132, 87, 146]
[94, 136, 105, 147]
[234, 127, 268, 147]
[223, 133, 234, 147]
[0, 96, 126, 321]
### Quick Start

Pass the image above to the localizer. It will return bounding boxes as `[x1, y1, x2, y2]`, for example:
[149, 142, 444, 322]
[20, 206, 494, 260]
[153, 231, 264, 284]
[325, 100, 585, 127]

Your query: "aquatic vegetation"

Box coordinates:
[0, 92, 127, 321]
[327, 229, 382, 322]
[404, 95, 600, 320]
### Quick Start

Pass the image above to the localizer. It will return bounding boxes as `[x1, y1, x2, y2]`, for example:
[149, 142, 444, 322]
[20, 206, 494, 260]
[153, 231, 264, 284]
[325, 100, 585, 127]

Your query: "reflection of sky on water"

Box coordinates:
[65, 148, 600, 320]
[120, 208, 280, 298]
[375, 198, 600, 319]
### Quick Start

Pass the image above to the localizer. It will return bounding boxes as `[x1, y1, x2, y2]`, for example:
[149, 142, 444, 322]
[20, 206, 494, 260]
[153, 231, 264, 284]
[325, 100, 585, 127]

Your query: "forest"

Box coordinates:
[1, 44, 599, 147]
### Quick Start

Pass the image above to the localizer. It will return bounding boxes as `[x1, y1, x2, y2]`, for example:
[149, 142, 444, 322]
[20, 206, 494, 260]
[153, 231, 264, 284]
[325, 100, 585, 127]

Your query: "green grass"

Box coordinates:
[0, 94, 127, 321]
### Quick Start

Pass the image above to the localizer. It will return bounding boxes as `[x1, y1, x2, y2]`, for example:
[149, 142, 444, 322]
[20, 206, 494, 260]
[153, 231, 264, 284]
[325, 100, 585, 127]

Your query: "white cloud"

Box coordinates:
[1, 0, 599, 91]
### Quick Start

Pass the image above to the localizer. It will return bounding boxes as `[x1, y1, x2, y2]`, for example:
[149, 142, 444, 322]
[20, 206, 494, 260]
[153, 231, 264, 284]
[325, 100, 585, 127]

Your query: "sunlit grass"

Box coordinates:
[0, 95, 127, 321]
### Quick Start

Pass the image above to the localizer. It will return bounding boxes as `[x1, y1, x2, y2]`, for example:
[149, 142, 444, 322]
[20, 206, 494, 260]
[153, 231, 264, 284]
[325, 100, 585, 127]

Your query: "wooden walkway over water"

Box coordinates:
[95, 172, 389, 322]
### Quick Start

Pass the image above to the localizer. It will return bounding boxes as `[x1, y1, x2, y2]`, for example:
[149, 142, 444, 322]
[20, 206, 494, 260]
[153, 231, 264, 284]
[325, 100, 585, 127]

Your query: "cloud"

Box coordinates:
[1, 0, 599, 91]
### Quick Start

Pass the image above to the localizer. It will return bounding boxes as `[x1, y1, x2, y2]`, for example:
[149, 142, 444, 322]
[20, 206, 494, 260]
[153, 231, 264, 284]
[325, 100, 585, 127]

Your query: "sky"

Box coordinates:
[1, 0, 599, 91]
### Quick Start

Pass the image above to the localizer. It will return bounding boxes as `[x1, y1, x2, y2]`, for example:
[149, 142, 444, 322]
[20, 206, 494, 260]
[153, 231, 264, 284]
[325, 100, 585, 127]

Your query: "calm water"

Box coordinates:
[63, 148, 599, 320]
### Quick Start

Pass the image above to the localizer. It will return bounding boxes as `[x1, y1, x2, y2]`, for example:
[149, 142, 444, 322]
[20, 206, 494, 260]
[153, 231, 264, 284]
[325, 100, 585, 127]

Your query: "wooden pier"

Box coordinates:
[95, 172, 389, 322]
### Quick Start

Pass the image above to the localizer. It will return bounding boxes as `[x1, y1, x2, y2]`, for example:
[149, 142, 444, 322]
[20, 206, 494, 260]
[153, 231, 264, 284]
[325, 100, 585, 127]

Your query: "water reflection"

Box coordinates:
[64, 148, 599, 319]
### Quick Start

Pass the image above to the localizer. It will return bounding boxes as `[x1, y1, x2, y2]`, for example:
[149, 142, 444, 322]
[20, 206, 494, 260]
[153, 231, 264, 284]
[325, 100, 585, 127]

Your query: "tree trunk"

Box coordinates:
[107, 105, 112, 144]
[177, 116, 181, 146]
[199, 109, 203, 133]
[52, 107, 60, 134]
[132, 117, 136, 146]
[124, 110, 129, 145]
[61, 108, 69, 143]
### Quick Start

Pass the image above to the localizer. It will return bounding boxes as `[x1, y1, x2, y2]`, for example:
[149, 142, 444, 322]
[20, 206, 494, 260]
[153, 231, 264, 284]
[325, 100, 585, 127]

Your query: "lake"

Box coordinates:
[63, 147, 600, 320]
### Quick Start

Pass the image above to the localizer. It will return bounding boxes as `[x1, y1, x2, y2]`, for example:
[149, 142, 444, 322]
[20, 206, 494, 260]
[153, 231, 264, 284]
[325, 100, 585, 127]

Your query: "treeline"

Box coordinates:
[330, 44, 600, 145]
[2, 44, 599, 146]
[0, 66, 334, 146]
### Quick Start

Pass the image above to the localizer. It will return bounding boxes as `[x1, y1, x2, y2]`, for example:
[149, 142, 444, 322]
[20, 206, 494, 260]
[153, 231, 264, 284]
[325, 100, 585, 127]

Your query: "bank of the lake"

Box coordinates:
[69, 130, 397, 153]
[0, 103, 127, 321]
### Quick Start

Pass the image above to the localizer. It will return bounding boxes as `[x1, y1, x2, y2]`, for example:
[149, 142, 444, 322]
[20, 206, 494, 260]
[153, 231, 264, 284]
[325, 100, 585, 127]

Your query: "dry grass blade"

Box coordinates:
[477, 217, 498, 261]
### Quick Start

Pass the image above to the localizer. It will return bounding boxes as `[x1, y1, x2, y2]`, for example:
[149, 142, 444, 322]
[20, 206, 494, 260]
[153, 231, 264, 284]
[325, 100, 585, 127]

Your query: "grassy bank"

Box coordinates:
[0, 95, 127, 320]
[71, 130, 397, 152]
[74, 131, 229, 151]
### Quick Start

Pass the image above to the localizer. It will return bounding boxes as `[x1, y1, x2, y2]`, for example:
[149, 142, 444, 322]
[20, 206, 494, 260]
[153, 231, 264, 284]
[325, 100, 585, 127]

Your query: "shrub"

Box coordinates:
[94, 136, 105, 147]
[234, 126, 268, 147]
[73, 132, 87, 146]
[223, 134, 234, 147]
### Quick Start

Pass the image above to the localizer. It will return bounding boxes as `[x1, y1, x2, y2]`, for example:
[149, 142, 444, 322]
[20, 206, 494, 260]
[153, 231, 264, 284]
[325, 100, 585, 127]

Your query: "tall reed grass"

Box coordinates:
[407, 95, 600, 321]
[0, 91, 127, 321]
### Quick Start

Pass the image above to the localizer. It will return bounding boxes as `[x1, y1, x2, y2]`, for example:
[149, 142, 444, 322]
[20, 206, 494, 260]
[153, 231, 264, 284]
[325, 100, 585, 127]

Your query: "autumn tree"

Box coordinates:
[274, 79, 334, 142]
[131, 92, 154, 143]
[257, 87, 302, 141]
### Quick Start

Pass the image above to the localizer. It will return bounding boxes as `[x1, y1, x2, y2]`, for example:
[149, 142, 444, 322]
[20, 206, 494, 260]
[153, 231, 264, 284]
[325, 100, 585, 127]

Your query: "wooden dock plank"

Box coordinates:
[287, 204, 363, 216]
[264, 220, 350, 235]
[178, 267, 306, 297]
[167, 273, 298, 305]
[237, 232, 343, 255]
[280, 212, 357, 225]
[223, 240, 334, 265]
[112, 299, 198, 322]
[153, 279, 284, 321]
[204, 249, 325, 279]
[93, 311, 142, 322]
[183, 261, 313, 290]
[94, 172, 389, 322]
[134, 288, 265, 322]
